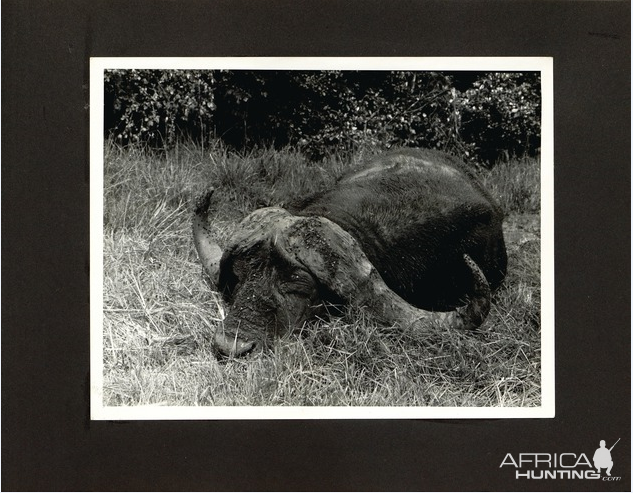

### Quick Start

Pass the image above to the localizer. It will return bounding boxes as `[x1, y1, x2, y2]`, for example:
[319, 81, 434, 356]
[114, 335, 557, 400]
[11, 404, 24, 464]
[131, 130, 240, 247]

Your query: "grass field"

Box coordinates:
[101, 141, 541, 407]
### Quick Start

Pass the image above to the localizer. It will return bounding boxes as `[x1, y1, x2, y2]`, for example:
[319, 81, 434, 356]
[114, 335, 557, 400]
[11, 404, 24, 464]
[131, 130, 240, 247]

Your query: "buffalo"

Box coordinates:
[193, 148, 507, 356]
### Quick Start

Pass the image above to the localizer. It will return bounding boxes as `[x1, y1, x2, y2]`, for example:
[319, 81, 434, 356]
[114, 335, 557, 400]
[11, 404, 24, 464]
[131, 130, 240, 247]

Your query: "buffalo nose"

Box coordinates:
[214, 330, 256, 357]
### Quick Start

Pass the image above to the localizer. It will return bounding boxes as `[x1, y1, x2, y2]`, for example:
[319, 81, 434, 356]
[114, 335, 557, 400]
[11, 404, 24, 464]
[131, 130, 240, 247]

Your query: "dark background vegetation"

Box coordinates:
[3, 1, 630, 491]
[105, 69, 541, 165]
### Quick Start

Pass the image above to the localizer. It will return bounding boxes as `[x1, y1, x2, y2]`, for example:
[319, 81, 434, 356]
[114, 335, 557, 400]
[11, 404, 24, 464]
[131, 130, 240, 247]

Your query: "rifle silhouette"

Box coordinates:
[609, 438, 620, 452]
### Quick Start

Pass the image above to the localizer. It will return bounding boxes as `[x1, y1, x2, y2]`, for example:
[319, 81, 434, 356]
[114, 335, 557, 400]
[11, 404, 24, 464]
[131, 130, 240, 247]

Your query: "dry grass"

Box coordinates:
[101, 141, 542, 407]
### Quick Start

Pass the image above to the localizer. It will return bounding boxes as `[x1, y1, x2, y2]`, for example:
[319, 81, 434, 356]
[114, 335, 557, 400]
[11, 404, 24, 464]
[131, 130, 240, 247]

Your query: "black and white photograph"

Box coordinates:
[90, 58, 554, 419]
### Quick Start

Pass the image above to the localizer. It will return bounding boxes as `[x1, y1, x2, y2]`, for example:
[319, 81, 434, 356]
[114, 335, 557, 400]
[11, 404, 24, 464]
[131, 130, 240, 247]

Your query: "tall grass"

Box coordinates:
[480, 157, 541, 214]
[102, 140, 541, 407]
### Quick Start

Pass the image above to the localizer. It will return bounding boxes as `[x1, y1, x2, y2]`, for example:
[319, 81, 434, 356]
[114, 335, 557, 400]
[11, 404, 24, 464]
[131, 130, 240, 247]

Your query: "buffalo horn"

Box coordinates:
[281, 216, 491, 332]
[192, 189, 223, 285]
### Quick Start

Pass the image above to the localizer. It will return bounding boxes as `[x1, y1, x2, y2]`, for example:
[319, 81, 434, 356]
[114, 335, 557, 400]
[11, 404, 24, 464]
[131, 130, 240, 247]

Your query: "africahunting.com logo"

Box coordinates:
[500, 438, 622, 481]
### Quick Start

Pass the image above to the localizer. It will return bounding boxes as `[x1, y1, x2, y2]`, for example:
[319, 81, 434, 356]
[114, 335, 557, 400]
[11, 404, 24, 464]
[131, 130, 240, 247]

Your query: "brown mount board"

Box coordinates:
[2, 1, 630, 491]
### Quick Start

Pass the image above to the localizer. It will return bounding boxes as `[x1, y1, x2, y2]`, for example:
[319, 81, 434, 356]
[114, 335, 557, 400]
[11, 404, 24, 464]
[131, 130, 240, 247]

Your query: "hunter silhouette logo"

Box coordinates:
[593, 438, 619, 477]
[500, 438, 623, 480]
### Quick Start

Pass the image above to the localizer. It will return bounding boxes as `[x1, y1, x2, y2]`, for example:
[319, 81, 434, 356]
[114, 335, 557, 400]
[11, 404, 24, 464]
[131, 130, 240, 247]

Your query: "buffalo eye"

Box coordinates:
[282, 270, 316, 296]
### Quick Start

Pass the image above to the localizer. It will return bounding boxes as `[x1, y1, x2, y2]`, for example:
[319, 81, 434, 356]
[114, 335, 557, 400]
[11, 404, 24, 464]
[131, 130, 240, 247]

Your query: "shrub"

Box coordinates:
[458, 73, 541, 166]
[103, 70, 541, 166]
[105, 69, 216, 147]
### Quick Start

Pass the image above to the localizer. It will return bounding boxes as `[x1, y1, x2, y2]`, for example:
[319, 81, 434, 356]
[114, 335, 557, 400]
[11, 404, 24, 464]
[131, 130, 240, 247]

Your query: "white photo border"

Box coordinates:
[90, 57, 554, 420]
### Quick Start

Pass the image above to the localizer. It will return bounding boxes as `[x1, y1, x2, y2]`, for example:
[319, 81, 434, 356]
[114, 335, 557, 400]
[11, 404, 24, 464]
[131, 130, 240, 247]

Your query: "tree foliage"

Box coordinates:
[104, 70, 216, 148]
[104, 69, 540, 165]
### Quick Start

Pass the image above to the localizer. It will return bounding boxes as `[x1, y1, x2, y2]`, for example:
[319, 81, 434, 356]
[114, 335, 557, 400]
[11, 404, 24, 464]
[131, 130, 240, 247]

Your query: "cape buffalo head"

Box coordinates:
[193, 190, 491, 357]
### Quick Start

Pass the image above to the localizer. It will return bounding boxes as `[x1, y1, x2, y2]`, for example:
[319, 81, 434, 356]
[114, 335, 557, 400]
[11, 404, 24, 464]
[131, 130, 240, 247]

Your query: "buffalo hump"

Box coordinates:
[292, 148, 507, 311]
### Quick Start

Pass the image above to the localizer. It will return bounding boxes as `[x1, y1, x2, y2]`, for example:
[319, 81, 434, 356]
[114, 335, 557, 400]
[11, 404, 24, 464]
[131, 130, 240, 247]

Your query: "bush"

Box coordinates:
[104, 70, 541, 165]
[105, 70, 216, 147]
[458, 73, 541, 166]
